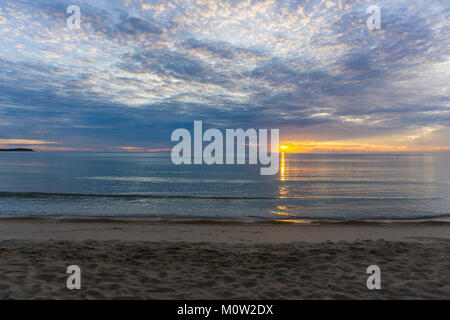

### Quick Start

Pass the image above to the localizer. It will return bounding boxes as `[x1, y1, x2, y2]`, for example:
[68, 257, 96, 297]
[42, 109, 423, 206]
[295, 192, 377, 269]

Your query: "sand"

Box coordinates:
[0, 218, 449, 299]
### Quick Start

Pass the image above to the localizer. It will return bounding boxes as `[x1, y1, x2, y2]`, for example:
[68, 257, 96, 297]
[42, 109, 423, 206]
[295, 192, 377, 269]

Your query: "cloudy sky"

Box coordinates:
[0, 0, 448, 152]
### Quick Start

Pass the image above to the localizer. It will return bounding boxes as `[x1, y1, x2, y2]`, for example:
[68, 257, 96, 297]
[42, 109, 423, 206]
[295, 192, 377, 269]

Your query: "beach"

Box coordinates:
[0, 218, 449, 299]
[1, 0, 450, 306]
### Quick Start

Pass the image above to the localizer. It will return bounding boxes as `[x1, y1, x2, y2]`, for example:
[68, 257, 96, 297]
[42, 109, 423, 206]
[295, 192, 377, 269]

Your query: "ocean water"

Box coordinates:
[0, 152, 449, 221]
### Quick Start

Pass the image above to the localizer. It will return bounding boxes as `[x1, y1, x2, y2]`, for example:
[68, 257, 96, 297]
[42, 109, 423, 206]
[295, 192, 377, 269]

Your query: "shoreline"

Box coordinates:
[1, 216, 450, 243]
[1, 215, 450, 223]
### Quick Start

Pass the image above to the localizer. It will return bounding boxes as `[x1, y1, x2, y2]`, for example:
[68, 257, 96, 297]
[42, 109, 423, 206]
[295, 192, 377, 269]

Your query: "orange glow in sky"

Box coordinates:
[277, 140, 450, 153]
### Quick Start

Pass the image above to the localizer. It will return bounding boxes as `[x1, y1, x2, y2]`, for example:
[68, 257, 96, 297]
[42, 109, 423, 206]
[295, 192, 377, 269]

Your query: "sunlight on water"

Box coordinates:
[0, 152, 449, 221]
[280, 152, 286, 181]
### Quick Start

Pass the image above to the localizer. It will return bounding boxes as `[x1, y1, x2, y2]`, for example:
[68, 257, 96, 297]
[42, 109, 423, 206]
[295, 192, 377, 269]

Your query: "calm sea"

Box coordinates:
[0, 152, 449, 221]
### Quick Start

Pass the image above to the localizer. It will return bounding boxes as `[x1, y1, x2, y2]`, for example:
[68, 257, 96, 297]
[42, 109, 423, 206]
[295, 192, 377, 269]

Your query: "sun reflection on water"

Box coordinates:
[280, 151, 286, 181]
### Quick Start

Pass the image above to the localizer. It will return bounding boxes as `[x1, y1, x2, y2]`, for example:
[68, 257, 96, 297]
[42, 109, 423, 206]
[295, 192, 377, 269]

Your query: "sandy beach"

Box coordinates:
[0, 218, 449, 299]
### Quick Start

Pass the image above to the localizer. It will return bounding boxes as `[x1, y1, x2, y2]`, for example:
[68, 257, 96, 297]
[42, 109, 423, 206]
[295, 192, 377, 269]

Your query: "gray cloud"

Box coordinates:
[0, 0, 448, 150]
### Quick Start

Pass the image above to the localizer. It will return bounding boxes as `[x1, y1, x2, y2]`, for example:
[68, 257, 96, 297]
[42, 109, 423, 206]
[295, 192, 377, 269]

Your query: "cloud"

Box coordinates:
[117, 17, 163, 35]
[0, 0, 448, 151]
[0, 139, 57, 145]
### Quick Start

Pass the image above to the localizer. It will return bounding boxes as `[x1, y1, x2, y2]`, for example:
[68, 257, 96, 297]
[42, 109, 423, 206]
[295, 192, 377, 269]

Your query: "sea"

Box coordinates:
[0, 152, 449, 221]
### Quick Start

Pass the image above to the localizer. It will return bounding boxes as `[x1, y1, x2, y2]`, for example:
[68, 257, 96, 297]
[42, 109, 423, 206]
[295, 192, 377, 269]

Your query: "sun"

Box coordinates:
[280, 145, 288, 151]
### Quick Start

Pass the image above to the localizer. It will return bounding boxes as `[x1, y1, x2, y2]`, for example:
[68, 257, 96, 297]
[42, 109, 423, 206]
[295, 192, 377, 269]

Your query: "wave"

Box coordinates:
[80, 176, 448, 185]
[81, 176, 256, 183]
[0, 191, 444, 201]
[0, 191, 276, 200]
[1, 215, 450, 225]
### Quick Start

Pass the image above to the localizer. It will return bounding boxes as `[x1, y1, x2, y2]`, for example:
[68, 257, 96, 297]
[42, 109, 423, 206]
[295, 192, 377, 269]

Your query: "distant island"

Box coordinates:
[0, 148, 34, 152]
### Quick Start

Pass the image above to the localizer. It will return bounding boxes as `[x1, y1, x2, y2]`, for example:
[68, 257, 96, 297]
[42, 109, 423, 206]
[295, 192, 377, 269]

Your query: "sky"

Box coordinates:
[0, 0, 449, 152]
